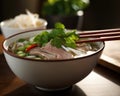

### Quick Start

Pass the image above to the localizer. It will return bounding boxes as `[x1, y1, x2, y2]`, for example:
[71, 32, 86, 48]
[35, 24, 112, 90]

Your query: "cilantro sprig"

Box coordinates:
[33, 22, 79, 48]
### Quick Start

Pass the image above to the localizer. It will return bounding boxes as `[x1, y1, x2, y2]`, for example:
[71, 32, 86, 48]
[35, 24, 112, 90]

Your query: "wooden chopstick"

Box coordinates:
[78, 28, 120, 35]
[77, 28, 120, 43]
[79, 31, 120, 38]
[76, 36, 120, 43]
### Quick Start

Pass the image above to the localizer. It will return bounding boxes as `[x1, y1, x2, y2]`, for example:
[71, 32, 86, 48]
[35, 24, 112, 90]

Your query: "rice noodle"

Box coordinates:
[6, 10, 44, 29]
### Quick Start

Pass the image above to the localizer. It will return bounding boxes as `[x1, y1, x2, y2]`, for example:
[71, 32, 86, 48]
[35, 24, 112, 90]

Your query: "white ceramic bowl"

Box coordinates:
[2, 29, 105, 91]
[0, 18, 47, 38]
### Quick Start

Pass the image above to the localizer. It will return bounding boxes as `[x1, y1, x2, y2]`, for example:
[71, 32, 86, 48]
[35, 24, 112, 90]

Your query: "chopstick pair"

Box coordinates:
[76, 28, 120, 43]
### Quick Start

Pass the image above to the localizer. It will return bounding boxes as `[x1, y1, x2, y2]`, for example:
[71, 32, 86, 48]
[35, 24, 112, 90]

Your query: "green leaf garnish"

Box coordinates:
[33, 23, 79, 48]
[34, 31, 49, 46]
[51, 37, 65, 48]
[17, 38, 26, 42]
[49, 29, 65, 38]
[54, 22, 65, 29]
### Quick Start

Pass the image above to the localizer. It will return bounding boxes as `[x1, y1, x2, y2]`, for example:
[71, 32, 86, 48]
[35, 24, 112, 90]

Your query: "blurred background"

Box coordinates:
[0, 0, 120, 33]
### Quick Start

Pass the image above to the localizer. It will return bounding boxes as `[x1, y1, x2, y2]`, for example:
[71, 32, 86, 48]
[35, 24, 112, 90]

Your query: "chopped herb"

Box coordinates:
[17, 38, 26, 42]
[33, 22, 79, 48]
[55, 22, 65, 29]
[51, 37, 65, 48]
[34, 31, 49, 46]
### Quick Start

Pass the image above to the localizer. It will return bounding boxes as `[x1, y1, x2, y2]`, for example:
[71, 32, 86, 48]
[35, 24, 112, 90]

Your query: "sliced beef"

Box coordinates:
[29, 42, 73, 60]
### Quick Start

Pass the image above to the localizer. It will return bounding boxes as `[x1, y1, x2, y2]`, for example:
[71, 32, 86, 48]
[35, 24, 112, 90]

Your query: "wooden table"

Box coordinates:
[0, 35, 4, 54]
[99, 41, 120, 73]
[0, 35, 120, 96]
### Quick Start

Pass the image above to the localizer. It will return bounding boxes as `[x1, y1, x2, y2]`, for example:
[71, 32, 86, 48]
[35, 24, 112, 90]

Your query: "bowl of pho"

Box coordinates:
[2, 23, 105, 91]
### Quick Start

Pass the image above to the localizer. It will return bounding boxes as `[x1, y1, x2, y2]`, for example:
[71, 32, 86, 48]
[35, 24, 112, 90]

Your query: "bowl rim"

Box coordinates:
[2, 29, 105, 62]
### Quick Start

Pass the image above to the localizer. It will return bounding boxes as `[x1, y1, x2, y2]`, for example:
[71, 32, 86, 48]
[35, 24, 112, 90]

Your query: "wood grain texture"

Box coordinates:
[99, 41, 120, 73]
[0, 35, 4, 54]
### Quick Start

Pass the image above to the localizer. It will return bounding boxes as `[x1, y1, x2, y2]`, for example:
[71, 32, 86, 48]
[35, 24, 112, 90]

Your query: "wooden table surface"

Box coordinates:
[0, 35, 120, 96]
[99, 41, 120, 73]
[0, 35, 4, 54]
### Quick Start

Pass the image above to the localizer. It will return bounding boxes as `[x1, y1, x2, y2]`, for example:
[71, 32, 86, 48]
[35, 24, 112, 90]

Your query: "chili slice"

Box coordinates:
[25, 44, 37, 52]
